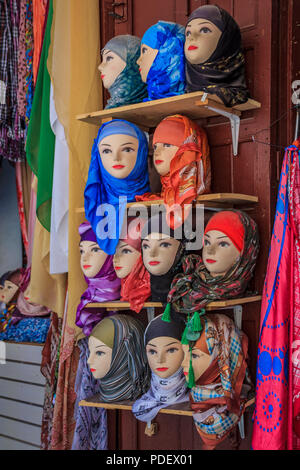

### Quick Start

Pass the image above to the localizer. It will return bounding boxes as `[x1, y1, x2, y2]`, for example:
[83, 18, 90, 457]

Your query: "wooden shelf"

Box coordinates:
[84, 295, 262, 311]
[76, 91, 261, 128]
[79, 396, 255, 417]
[75, 192, 258, 214]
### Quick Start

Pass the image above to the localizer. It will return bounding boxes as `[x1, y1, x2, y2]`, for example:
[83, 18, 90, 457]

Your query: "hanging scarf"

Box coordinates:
[91, 314, 151, 402]
[189, 314, 250, 448]
[136, 115, 211, 228]
[72, 338, 108, 450]
[84, 119, 150, 255]
[185, 5, 249, 107]
[141, 21, 186, 101]
[168, 210, 259, 313]
[252, 142, 300, 450]
[103, 35, 147, 109]
[75, 222, 121, 337]
[141, 213, 186, 303]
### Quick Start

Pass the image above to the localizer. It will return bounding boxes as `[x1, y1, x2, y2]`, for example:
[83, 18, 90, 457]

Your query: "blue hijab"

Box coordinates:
[104, 35, 148, 109]
[141, 21, 186, 101]
[84, 120, 150, 255]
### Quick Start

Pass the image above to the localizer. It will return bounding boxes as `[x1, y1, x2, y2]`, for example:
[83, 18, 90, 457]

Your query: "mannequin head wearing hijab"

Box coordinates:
[0, 269, 24, 304]
[98, 35, 147, 109]
[88, 314, 150, 401]
[145, 314, 185, 379]
[113, 217, 144, 279]
[184, 5, 249, 106]
[79, 223, 108, 279]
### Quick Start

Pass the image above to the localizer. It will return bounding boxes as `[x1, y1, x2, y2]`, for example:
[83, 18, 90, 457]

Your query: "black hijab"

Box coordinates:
[141, 213, 185, 303]
[185, 4, 250, 106]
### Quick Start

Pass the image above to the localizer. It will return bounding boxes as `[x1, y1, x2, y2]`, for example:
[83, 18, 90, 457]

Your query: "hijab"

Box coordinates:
[141, 213, 186, 303]
[185, 5, 250, 106]
[84, 119, 150, 255]
[132, 314, 189, 422]
[119, 217, 151, 312]
[168, 210, 259, 313]
[141, 21, 186, 101]
[103, 35, 147, 109]
[90, 314, 151, 402]
[75, 222, 121, 337]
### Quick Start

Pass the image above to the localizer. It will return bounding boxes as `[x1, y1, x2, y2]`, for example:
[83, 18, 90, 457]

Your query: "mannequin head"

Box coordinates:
[113, 217, 143, 279]
[144, 314, 185, 379]
[88, 318, 114, 379]
[0, 269, 23, 304]
[185, 18, 222, 65]
[98, 49, 126, 89]
[181, 343, 212, 382]
[152, 118, 185, 176]
[79, 222, 108, 278]
[96, 120, 142, 179]
[203, 211, 245, 277]
[136, 44, 158, 83]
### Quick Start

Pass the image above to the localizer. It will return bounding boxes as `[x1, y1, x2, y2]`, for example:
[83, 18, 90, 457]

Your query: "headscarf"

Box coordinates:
[118, 217, 151, 312]
[103, 35, 148, 109]
[168, 210, 259, 313]
[136, 114, 211, 229]
[141, 213, 186, 303]
[187, 314, 251, 448]
[132, 314, 189, 422]
[185, 5, 250, 106]
[90, 314, 151, 402]
[141, 21, 186, 101]
[84, 119, 150, 255]
[75, 222, 121, 336]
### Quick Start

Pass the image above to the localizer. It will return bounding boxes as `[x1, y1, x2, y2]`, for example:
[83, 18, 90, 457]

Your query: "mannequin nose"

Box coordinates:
[207, 244, 216, 255]
[149, 245, 158, 258]
[98, 61, 104, 72]
[157, 351, 166, 364]
[154, 146, 162, 157]
[181, 350, 189, 370]
[136, 54, 142, 66]
[87, 354, 92, 365]
[113, 253, 119, 264]
[113, 150, 122, 162]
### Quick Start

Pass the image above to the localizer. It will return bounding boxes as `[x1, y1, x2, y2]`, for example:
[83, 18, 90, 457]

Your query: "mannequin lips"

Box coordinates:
[90, 368, 96, 372]
[149, 261, 160, 266]
[206, 259, 216, 264]
[83, 264, 92, 269]
[156, 367, 168, 372]
[112, 164, 125, 169]
[188, 45, 198, 51]
[155, 159, 163, 165]
[183, 371, 188, 376]
[101, 74, 105, 79]
[114, 266, 122, 270]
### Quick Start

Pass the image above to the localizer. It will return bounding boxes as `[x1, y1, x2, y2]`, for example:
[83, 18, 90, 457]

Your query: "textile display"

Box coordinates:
[32, 0, 48, 84]
[84, 119, 150, 255]
[104, 35, 147, 109]
[252, 141, 300, 450]
[0, 316, 51, 343]
[168, 210, 259, 313]
[141, 21, 186, 100]
[72, 338, 108, 450]
[185, 5, 250, 107]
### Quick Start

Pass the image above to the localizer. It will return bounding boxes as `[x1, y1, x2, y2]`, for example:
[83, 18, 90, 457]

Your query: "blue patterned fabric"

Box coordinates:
[141, 21, 186, 101]
[84, 119, 150, 255]
[0, 317, 50, 343]
[104, 35, 147, 109]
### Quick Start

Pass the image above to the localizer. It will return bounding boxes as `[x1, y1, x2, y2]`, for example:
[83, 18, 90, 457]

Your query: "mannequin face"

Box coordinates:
[98, 133, 139, 179]
[185, 18, 222, 64]
[98, 49, 126, 89]
[0, 280, 19, 304]
[182, 344, 212, 382]
[79, 240, 108, 278]
[113, 241, 140, 279]
[142, 233, 181, 275]
[88, 336, 113, 379]
[136, 44, 158, 82]
[146, 336, 184, 379]
[153, 142, 179, 176]
[203, 230, 241, 277]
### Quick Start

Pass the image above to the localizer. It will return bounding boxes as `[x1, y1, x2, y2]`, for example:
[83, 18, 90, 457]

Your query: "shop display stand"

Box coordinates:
[76, 91, 261, 446]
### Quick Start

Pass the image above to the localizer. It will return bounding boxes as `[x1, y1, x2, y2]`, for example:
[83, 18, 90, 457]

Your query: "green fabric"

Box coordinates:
[161, 303, 171, 322]
[91, 317, 115, 350]
[26, 0, 54, 231]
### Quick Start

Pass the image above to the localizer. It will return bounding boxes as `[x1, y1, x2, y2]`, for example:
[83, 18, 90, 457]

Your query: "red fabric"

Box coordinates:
[120, 256, 151, 313]
[204, 211, 245, 253]
[152, 118, 185, 147]
[119, 217, 145, 252]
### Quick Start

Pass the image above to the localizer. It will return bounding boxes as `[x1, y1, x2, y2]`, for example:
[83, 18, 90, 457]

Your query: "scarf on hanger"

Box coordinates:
[91, 314, 151, 402]
[141, 21, 185, 101]
[185, 5, 250, 107]
[75, 222, 121, 336]
[103, 35, 147, 109]
[168, 210, 259, 313]
[84, 119, 150, 255]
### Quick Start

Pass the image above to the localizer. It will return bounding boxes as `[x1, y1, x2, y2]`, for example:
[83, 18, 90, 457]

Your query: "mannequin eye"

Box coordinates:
[121, 146, 135, 153]
[105, 55, 114, 62]
[163, 143, 172, 148]
[91, 247, 101, 252]
[7, 286, 13, 290]
[185, 30, 191, 37]
[219, 241, 230, 248]
[204, 239, 210, 246]
[167, 347, 179, 354]
[160, 241, 171, 248]
[200, 27, 212, 34]
[122, 248, 132, 255]
[101, 148, 112, 155]
[147, 348, 157, 355]
[142, 242, 150, 250]
[142, 46, 148, 54]
[192, 352, 201, 359]
[96, 351, 105, 357]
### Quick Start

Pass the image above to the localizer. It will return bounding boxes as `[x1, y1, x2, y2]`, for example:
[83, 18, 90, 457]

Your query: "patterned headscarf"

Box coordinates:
[188, 314, 251, 448]
[168, 210, 259, 313]
[84, 119, 150, 255]
[185, 5, 250, 106]
[90, 314, 151, 402]
[103, 35, 147, 109]
[141, 21, 186, 101]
